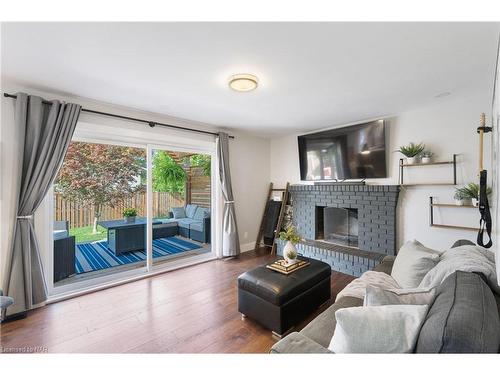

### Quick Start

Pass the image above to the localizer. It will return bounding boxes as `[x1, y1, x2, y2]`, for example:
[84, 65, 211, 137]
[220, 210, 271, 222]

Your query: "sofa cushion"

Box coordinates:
[193, 207, 210, 220]
[373, 256, 395, 275]
[391, 240, 441, 288]
[155, 218, 178, 226]
[300, 296, 363, 348]
[177, 218, 197, 229]
[53, 229, 69, 240]
[190, 221, 203, 232]
[416, 271, 500, 353]
[270, 332, 332, 354]
[185, 204, 198, 219]
[172, 207, 187, 219]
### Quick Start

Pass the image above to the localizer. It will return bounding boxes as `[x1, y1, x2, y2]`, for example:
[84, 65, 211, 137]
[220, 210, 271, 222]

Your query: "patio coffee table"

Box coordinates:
[98, 218, 162, 256]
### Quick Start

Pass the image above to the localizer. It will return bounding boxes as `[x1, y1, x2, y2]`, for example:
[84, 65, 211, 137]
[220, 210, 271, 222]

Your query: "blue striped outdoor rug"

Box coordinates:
[75, 236, 203, 274]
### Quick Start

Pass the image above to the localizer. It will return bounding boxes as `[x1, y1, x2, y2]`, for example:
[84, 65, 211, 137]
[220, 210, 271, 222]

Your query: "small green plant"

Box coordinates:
[454, 183, 492, 200]
[123, 208, 138, 217]
[279, 226, 301, 245]
[397, 142, 425, 158]
[421, 150, 434, 158]
[285, 249, 297, 260]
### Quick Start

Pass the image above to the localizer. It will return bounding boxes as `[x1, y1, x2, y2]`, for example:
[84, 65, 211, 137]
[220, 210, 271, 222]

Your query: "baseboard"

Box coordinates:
[240, 241, 257, 252]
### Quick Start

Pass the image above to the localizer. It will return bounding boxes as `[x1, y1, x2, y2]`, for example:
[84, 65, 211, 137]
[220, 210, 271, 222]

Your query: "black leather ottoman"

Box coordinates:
[238, 257, 331, 337]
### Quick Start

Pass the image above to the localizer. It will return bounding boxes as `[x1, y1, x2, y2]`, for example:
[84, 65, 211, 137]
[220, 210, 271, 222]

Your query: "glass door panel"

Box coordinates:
[53, 141, 147, 286]
[151, 149, 212, 266]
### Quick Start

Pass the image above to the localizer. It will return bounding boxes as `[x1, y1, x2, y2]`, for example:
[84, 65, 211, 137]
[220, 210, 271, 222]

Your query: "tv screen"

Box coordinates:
[298, 120, 387, 181]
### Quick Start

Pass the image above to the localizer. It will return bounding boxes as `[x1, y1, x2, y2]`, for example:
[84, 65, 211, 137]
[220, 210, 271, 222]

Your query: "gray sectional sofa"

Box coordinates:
[271, 242, 500, 354]
[157, 204, 211, 243]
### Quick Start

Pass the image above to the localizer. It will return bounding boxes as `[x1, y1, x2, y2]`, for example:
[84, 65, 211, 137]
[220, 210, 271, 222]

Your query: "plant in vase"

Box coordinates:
[454, 183, 492, 207]
[279, 226, 301, 265]
[397, 142, 425, 165]
[123, 208, 138, 223]
[420, 150, 434, 164]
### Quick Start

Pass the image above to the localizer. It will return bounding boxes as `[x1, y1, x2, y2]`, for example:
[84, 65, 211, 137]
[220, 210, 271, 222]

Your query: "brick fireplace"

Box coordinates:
[277, 184, 400, 276]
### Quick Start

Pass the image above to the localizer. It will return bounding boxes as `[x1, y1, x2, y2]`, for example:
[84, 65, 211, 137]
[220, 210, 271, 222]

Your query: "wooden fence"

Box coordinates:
[188, 167, 211, 208]
[54, 192, 185, 229]
[54, 169, 211, 229]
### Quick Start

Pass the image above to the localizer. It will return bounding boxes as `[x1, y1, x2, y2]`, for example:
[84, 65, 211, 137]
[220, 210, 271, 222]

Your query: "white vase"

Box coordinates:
[283, 241, 298, 265]
[421, 157, 431, 164]
[406, 157, 416, 165]
[472, 198, 479, 207]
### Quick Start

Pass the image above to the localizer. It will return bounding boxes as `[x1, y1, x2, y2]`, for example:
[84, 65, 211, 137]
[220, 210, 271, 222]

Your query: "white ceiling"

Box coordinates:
[1, 22, 499, 137]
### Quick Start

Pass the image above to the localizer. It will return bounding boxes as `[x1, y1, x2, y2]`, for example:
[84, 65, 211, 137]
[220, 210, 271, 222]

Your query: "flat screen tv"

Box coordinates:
[298, 120, 387, 181]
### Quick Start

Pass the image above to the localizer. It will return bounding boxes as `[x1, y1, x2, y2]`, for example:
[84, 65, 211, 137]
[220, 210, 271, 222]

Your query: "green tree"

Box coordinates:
[55, 142, 146, 233]
[152, 151, 187, 193]
[188, 154, 211, 176]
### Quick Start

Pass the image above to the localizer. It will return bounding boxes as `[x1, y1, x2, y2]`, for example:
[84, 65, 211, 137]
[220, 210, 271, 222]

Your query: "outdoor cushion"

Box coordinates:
[178, 218, 197, 229]
[53, 230, 69, 240]
[153, 221, 177, 228]
[185, 204, 198, 219]
[193, 207, 210, 220]
[190, 221, 203, 232]
[172, 207, 187, 219]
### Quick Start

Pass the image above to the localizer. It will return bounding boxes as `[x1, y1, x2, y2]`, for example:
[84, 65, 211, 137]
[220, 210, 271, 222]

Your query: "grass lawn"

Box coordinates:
[69, 225, 107, 244]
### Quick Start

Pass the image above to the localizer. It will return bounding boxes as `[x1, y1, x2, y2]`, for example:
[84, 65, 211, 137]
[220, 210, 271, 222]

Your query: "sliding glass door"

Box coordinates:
[45, 134, 216, 295]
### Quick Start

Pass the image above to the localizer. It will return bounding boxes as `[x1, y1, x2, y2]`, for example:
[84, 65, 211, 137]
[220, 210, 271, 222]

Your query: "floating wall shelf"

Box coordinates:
[429, 197, 479, 231]
[399, 154, 457, 186]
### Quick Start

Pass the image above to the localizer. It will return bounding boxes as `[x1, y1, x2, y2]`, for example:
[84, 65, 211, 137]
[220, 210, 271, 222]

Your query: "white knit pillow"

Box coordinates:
[329, 305, 429, 353]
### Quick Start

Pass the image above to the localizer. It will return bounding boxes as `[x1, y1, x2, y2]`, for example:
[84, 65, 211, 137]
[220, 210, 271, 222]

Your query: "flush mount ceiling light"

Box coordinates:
[228, 74, 259, 92]
[434, 92, 451, 98]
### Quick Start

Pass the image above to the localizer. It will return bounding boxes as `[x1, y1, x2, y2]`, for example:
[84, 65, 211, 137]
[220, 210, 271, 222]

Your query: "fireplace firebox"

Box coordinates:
[315, 206, 359, 247]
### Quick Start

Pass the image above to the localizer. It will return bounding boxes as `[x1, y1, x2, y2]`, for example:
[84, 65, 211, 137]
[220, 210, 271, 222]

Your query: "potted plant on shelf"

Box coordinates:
[420, 150, 434, 164]
[454, 183, 492, 207]
[123, 208, 138, 223]
[279, 226, 301, 265]
[397, 142, 425, 165]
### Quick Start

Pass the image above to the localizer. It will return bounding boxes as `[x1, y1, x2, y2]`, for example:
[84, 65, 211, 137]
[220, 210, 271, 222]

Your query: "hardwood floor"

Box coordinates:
[0, 249, 355, 353]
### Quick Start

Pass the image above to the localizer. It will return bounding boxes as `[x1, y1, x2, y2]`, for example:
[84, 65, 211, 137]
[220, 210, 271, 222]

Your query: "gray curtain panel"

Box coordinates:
[3, 93, 81, 315]
[217, 132, 240, 257]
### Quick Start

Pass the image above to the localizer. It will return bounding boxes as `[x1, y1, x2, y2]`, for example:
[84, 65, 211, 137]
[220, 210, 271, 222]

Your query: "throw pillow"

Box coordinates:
[364, 285, 436, 306]
[172, 207, 187, 219]
[329, 304, 429, 353]
[193, 207, 210, 220]
[185, 204, 198, 219]
[391, 240, 441, 288]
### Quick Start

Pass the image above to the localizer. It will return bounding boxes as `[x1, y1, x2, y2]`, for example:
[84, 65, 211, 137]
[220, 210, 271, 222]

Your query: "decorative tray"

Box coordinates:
[266, 259, 310, 275]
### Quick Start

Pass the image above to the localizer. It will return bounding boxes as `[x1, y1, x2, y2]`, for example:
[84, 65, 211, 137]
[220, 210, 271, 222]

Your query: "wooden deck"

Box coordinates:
[0, 248, 355, 353]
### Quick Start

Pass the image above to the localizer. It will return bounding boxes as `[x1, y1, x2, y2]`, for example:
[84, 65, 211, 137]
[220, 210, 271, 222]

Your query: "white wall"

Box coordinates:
[270, 92, 493, 251]
[229, 133, 270, 251]
[0, 81, 271, 286]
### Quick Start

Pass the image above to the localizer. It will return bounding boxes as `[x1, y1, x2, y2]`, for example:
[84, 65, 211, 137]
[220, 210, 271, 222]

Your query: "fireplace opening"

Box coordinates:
[315, 206, 359, 247]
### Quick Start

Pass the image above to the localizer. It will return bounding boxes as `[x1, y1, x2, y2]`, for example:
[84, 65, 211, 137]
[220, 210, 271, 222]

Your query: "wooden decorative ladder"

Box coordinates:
[254, 182, 290, 254]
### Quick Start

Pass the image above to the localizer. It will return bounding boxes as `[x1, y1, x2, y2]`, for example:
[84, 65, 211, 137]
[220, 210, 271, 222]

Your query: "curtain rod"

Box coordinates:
[3, 92, 235, 139]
